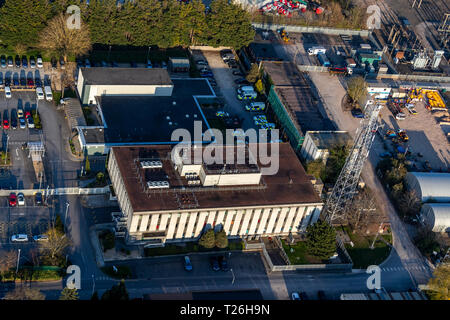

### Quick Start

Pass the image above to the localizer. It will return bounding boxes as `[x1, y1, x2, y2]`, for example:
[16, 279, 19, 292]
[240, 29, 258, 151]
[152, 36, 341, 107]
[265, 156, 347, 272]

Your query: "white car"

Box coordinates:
[36, 87, 44, 100]
[36, 57, 43, 68]
[5, 86, 11, 98]
[11, 234, 28, 242]
[17, 193, 25, 206]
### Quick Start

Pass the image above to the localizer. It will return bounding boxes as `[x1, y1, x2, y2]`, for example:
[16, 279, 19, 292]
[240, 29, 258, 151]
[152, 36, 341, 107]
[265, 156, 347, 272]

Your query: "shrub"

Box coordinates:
[100, 230, 115, 252]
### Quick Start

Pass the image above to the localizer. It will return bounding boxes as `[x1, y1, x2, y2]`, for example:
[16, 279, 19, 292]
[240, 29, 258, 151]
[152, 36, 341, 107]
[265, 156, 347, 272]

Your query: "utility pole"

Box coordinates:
[230, 268, 235, 285]
[322, 102, 382, 225]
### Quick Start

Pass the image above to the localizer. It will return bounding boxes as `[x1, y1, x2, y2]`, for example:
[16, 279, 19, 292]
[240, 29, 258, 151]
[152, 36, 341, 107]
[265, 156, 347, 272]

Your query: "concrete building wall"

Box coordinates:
[129, 203, 322, 243]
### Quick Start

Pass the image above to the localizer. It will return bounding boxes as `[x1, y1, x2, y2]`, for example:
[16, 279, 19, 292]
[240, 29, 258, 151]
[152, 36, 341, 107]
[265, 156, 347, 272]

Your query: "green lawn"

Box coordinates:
[344, 228, 392, 269]
[281, 239, 323, 264]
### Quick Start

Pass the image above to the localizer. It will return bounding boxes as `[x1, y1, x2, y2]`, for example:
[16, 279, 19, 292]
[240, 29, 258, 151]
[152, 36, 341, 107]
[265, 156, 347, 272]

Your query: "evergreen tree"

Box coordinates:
[214, 230, 228, 249]
[198, 229, 215, 249]
[59, 287, 79, 300]
[305, 220, 336, 260]
[203, 0, 255, 49]
[101, 279, 129, 300]
[0, 0, 52, 48]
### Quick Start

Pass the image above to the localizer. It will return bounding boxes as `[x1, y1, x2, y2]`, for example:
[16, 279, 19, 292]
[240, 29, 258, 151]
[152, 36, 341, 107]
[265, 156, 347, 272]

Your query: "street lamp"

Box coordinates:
[230, 268, 235, 285]
[64, 201, 70, 227]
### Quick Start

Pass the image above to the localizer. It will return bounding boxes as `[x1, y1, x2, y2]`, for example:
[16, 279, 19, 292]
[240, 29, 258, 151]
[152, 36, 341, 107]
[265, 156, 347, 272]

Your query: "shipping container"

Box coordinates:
[317, 53, 330, 67]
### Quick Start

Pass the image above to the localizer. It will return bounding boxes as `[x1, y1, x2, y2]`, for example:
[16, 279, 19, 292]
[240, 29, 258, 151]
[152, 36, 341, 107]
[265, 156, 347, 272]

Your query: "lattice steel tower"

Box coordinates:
[322, 101, 382, 225]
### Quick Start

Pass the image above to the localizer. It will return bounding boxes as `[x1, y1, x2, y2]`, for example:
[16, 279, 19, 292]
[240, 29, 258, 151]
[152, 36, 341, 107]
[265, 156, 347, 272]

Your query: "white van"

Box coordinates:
[44, 86, 53, 101]
[237, 86, 257, 100]
[5, 86, 11, 98]
[308, 46, 327, 55]
[245, 102, 266, 112]
[36, 87, 44, 100]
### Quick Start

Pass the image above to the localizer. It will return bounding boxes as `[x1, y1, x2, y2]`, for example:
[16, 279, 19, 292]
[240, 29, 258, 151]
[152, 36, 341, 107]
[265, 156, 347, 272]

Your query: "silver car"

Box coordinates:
[11, 234, 28, 242]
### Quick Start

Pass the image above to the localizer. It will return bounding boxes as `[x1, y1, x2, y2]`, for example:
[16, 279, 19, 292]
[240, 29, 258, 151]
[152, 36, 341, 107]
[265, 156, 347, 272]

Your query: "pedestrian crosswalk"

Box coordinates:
[380, 265, 428, 273]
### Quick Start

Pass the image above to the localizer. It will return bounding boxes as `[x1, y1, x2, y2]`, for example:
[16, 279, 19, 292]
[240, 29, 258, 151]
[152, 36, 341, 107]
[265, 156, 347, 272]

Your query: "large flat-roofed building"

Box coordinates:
[264, 61, 334, 152]
[77, 68, 174, 105]
[77, 78, 215, 155]
[108, 143, 323, 245]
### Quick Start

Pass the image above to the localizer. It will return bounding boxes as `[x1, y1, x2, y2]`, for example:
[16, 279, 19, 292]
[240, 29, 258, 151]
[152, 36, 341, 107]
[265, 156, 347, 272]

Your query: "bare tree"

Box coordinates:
[0, 250, 17, 274]
[347, 76, 367, 106]
[398, 190, 421, 217]
[37, 13, 91, 63]
[4, 287, 45, 300]
[39, 228, 71, 266]
[346, 189, 377, 232]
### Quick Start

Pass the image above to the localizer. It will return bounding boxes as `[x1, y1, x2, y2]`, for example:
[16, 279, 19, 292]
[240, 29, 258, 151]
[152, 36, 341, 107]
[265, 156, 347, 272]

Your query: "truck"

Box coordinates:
[317, 52, 330, 67]
[308, 46, 326, 55]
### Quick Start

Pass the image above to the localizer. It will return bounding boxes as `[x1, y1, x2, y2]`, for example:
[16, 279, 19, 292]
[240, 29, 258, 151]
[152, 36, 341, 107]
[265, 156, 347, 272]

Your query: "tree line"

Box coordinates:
[0, 0, 255, 54]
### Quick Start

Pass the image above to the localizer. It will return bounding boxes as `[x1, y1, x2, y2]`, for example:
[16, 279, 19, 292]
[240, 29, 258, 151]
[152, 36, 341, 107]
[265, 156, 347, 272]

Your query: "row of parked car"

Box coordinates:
[1, 55, 44, 69]
[183, 255, 229, 272]
[1, 107, 35, 129]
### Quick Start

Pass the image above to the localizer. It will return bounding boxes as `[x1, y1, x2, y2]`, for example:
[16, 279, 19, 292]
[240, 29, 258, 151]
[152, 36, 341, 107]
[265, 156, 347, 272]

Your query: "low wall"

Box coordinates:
[252, 23, 371, 37]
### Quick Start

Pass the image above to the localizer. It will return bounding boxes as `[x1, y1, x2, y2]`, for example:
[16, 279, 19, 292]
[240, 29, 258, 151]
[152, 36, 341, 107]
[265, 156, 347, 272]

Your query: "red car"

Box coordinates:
[3, 119, 9, 129]
[27, 78, 34, 87]
[25, 111, 31, 119]
[9, 193, 17, 207]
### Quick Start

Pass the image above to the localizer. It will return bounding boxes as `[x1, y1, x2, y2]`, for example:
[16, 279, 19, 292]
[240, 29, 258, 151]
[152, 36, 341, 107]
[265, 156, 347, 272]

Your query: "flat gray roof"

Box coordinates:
[80, 68, 173, 86]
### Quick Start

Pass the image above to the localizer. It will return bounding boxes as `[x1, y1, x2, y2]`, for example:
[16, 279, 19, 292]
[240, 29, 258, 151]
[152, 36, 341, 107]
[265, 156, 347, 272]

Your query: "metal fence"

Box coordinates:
[252, 23, 371, 37]
[0, 186, 110, 197]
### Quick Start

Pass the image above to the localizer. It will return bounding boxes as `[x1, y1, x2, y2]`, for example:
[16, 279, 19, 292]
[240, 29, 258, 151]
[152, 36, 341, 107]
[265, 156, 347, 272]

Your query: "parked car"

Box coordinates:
[5, 74, 11, 87]
[29, 56, 36, 68]
[9, 193, 17, 207]
[44, 86, 53, 101]
[20, 75, 26, 86]
[110, 61, 119, 68]
[35, 192, 43, 205]
[218, 256, 228, 271]
[146, 59, 152, 68]
[232, 70, 244, 76]
[51, 57, 57, 69]
[291, 292, 301, 300]
[19, 117, 26, 129]
[7, 56, 13, 67]
[11, 234, 28, 242]
[17, 107, 24, 119]
[22, 56, 28, 68]
[36, 87, 44, 100]
[0, 55, 6, 68]
[27, 115, 34, 128]
[161, 61, 167, 69]
[33, 235, 48, 242]
[5, 86, 11, 99]
[15, 55, 21, 68]
[184, 256, 192, 271]
[210, 256, 220, 271]
[36, 56, 43, 68]
[3, 117, 9, 130]
[17, 193, 25, 206]
[100, 60, 108, 67]
[27, 77, 34, 88]
[10, 110, 17, 129]
[153, 62, 160, 68]
[35, 77, 42, 87]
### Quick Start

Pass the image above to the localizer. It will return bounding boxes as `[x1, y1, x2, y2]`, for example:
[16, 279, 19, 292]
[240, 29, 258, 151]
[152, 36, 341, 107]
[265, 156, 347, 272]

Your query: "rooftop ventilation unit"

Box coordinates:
[147, 181, 170, 189]
[141, 160, 163, 169]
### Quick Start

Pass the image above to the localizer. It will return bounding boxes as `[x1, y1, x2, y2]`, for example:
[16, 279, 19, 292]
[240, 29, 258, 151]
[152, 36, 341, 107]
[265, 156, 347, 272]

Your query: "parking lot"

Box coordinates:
[376, 100, 450, 171]
[0, 91, 47, 189]
[0, 194, 53, 247]
[190, 49, 281, 142]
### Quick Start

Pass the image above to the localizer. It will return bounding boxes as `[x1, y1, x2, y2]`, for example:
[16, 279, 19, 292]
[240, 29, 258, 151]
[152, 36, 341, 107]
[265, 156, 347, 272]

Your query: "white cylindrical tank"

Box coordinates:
[405, 172, 450, 202]
[421, 203, 450, 233]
